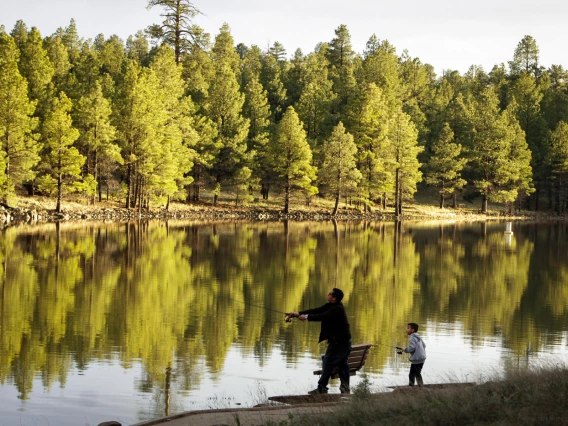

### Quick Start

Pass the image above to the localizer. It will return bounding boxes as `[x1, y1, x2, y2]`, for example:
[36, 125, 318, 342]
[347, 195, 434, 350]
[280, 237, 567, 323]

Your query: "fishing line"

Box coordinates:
[223, 291, 294, 321]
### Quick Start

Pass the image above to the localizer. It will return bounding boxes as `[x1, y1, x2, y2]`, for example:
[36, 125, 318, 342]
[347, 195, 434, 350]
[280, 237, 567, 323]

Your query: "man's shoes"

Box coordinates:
[308, 386, 328, 395]
[339, 382, 350, 394]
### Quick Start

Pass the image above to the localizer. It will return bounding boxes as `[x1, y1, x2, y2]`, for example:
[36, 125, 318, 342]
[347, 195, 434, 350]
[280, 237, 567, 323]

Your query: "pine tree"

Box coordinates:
[211, 23, 241, 74]
[468, 89, 533, 212]
[424, 123, 466, 208]
[40, 93, 84, 213]
[114, 61, 165, 208]
[260, 52, 287, 122]
[94, 34, 125, 80]
[0, 32, 40, 203]
[146, 0, 202, 64]
[296, 50, 335, 146]
[126, 30, 150, 65]
[494, 107, 534, 211]
[509, 35, 541, 78]
[347, 83, 393, 210]
[327, 25, 357, 122]
[270, 107, 317, 213]
[389, 109, 423, 215]
[72, 41, 100, 100]
[15, 26, 54, 104]
[546, 121, 568, 214]
[319, 122, 361, 214]
[284, 48, 307, 107]
[44, 34, 72, 94]
[242, 78, 271, 197]
[240, 45, 263, 90]
[150, 45, 197, 207]
[206, 39, 250, 205]
[75, 81, 122, 203]
[360, 36, 401, 106]
[508, 72, 546, 209]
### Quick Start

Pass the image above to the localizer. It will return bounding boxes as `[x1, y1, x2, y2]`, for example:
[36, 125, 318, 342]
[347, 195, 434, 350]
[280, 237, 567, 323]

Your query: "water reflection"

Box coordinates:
[0, 220, 567, 424]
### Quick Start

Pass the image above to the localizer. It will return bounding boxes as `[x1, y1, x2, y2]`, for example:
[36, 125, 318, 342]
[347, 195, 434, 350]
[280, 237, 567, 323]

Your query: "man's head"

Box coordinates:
[406, 323, 419, 335]
[327, 288, 344, 303]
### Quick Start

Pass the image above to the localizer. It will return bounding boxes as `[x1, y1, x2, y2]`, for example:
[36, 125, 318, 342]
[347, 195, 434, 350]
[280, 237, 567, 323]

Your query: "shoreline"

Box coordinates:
[0, 197, 563, 225]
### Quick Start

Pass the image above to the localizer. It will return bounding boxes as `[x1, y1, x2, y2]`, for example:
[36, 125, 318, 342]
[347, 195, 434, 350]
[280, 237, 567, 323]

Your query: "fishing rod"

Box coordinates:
[225, 293, 297, 323]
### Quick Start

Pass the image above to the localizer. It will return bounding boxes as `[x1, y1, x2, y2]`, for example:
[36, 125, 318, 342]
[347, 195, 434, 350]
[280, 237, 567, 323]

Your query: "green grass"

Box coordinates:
[261, 365, 568, 425]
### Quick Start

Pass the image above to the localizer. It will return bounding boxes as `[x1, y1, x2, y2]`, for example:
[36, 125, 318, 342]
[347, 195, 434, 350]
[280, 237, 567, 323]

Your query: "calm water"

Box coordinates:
[0, 220, 567, 425]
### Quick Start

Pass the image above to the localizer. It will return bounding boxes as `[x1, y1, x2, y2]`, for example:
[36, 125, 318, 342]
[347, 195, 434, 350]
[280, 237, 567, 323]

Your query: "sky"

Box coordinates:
[1, 0, 567, 75]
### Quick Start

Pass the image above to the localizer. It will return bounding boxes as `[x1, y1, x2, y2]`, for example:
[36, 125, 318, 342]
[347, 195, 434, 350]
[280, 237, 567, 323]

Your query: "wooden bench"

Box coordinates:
[313, 343, 372, 379]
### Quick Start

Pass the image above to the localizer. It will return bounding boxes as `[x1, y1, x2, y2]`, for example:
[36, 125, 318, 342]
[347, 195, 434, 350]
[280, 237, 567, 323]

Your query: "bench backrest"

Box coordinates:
[313, 343, 372, 378]
[347, 343, 372, 374]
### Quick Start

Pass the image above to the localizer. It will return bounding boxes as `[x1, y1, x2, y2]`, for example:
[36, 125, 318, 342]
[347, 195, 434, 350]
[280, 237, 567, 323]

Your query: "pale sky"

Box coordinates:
[1, 0, 567, 75]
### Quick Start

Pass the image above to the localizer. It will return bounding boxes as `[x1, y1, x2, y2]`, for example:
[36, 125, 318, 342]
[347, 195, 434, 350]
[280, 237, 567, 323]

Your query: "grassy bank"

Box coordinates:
[267, 366, 568, 426]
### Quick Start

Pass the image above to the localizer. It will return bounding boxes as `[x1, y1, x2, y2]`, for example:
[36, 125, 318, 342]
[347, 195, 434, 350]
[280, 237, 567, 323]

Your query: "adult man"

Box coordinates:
[285, 288, 352, 394]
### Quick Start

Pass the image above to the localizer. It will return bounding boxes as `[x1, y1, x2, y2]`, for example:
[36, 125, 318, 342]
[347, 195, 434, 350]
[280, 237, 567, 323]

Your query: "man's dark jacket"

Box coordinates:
[300, 302, 351, 344]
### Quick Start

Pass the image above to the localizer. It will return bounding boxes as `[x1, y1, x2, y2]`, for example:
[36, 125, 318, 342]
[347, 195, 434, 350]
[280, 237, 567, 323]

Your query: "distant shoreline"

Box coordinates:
[0, 196, 563, 225]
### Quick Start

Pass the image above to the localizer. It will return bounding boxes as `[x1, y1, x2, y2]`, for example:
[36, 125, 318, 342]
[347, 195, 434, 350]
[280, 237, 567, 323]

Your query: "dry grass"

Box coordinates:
[263, 365, 568, 426]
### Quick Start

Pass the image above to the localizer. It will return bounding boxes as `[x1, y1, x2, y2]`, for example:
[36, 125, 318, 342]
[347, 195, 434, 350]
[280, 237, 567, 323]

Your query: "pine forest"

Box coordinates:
[1, 0, 568, 215]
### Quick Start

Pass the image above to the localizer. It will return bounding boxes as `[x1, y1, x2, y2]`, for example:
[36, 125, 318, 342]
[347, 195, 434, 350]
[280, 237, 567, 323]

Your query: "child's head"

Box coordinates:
[406, 323, 419, 335]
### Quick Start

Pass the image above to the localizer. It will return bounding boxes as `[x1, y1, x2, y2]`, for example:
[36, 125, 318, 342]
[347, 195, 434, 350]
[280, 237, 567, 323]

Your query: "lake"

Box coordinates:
[0, 220, 567, 425]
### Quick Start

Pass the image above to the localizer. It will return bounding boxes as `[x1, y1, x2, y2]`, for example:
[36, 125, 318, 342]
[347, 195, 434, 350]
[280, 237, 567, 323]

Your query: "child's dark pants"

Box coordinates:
[409, 363, 424, 386]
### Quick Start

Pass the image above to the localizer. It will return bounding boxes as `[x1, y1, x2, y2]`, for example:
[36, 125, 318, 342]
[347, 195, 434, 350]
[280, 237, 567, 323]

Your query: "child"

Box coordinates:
[397, 322, 426, 386]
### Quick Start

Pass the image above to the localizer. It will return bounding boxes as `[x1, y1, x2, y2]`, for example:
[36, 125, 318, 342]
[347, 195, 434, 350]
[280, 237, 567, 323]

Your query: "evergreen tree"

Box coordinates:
[546, 121, 568, 214]
[211, 23, 241, 74]
[126, 30, 150, 65]
[181, 29, 212, 106]
[399, 51, 432, 145]
[146, 0, 202, 64]
[541, 65, 568, 131]
[284, 48, 307, 107]
[94, 34, 125, 80]
[206, 60, 250, 205]
[72, 41, 100, 100]
[424, 123, 466, 208]
[495, 107, 534, 211]
[389, 109, 423, 215]
[508, 72, 546, 209]
[319, 122, 361, 214]
[327, 25, 357, 122]
[15, 27, 54, 105]
[509, 35, 541, 77]
[468, 89, 533, 212]
[40, 93, 84, 213]
[61, 19, 82, 63]
[240, 45, 263, 90]
[150, 45, 196, 207]
[0, 32, 40, 203]
[44, 34, 72, 94]
[296, 50, 335, 156]
[114, 61, 166, 208]
[75, 81, 122, 203]
[270, 107, 317, 213]
[347, 83, 393, 210]
[260, 52, 287, 122]
[242, 78, 271, 198]
[360, 36, 401, 106]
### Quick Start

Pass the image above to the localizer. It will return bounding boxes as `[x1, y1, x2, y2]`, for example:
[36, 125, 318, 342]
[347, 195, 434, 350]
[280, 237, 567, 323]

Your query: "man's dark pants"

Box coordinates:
[318, 339, 352, 390]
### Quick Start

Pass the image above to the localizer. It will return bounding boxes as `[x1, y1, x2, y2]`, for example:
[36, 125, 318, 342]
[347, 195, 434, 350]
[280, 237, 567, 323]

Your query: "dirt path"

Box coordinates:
[129, 402, 341, 426]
